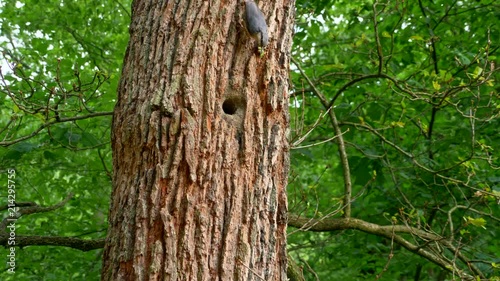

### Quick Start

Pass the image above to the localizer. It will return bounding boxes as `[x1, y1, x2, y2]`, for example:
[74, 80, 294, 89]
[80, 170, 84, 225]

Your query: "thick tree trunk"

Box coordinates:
[102, 0, 294, 280]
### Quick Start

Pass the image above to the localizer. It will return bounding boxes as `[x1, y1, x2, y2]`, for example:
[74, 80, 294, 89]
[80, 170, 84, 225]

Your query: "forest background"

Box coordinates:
[0, 0, 499, 280]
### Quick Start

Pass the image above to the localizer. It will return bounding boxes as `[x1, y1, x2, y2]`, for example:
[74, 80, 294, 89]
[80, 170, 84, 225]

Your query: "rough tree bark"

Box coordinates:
[102, 0, 295, 280]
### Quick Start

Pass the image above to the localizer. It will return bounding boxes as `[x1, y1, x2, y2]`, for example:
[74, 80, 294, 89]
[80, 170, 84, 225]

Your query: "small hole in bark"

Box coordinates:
[222, 98, 238, 115]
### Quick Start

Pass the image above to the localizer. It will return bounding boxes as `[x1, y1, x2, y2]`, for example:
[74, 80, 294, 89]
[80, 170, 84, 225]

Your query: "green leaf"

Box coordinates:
[469, 66, 483, 79]
[464, 216, 487, 229]
[432, 80, 441, 90]
[410, 35, 424, 41]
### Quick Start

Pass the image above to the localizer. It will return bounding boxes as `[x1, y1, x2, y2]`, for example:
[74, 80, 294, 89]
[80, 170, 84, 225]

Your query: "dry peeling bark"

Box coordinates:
[102, 0, 295, 280]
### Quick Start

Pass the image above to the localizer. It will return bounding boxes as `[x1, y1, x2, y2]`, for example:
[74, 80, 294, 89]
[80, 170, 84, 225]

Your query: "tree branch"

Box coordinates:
[0, 111, 113, 147]
[291, 56, 352, 217]
[0, 235, 105, 252]
[0, 193, 106, 251]
[288, 213, 478, 280]
[0, 193, 74, 231]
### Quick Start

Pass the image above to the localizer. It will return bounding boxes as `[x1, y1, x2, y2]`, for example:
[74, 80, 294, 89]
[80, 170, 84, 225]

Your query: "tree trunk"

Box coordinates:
[102, 0, 294, 280]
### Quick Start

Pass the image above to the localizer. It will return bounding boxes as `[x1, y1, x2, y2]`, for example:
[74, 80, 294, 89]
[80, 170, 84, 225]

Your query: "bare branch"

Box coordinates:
[0, 193, 106, 252]
[0, 235, 105, 252]
[288, 213, 477, 280]
[291, 56, 353, 217]
[0, 111, 113, 147]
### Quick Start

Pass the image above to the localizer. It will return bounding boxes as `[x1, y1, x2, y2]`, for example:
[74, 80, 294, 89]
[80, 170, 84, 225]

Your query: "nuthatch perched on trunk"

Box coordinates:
[244, 0, 268, 56]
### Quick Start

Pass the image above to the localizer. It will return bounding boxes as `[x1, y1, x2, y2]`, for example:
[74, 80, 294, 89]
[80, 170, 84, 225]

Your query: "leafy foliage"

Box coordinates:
[0, 0, 128, 279]
[1, 0, 499, 280]
[288, 0, 500, 280]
